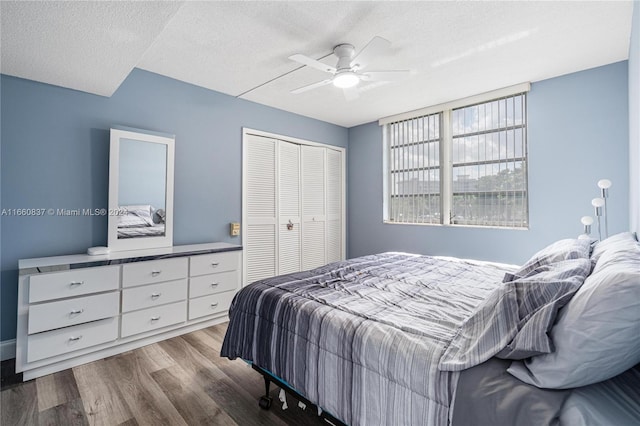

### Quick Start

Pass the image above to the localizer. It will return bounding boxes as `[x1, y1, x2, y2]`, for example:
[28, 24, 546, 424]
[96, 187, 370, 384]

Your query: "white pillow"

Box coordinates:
[508, 247, 640, 389]
[591, 232, 639, 273]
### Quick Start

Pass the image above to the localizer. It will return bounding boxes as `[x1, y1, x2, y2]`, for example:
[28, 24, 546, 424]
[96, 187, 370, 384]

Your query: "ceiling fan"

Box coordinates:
[288, 36, 411, 100]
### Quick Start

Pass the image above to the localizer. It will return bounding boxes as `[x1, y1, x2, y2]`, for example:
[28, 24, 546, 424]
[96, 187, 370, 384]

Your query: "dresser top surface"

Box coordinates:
[19, 242, 242, 272]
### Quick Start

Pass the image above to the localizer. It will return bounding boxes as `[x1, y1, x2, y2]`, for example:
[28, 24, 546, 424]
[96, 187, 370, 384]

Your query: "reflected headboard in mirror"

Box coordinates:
[107, 127, 175, 251]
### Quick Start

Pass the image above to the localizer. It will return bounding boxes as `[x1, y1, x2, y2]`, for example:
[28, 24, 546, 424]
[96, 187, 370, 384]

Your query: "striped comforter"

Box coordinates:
[221, 253, 526, 425]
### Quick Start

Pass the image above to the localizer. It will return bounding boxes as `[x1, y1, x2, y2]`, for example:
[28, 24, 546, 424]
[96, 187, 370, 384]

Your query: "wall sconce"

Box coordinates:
[597, 179, 611, 239]
[591, 197, 605, 241]
[578, 216, 593, 240]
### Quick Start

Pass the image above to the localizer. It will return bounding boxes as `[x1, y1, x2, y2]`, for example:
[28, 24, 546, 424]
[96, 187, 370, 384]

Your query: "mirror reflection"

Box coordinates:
[117, 138, 167, 239]
[108, 127, 175, 252]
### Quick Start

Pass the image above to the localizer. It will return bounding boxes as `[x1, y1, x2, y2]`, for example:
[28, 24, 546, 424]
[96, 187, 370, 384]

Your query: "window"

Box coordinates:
[388, 113, 441, 224]
[383, 86, 528, 228]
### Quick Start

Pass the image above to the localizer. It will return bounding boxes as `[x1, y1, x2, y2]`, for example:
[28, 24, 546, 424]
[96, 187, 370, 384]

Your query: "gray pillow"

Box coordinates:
[508, 248, 640, 389]
[440, 258, 591, 370]
[503, 239, 591, 282]
[496, 258, 592, 359]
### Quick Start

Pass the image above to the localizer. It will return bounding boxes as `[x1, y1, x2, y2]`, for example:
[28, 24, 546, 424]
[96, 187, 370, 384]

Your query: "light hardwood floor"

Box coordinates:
[1, 322, 327, 426]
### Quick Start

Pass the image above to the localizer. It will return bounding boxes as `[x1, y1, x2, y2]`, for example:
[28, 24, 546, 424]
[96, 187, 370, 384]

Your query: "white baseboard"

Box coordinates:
[1, 339, 16, 361]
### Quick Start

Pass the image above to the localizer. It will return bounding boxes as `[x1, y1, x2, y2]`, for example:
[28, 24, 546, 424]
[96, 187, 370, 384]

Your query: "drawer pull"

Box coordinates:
[210, 282, 219, 288]
[151, 270, 162, 277]
[151, 316, 161, 321]
[69, 335, 83, 342]
[151, 293, 162, 299]
[211, 262, 219, 268]
[69, 281, 84, 287]
[69, 309, 84, 316]
[210, 302, 219, 308]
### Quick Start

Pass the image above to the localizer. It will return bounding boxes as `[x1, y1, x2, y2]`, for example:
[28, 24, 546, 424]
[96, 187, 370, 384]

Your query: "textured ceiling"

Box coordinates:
[0, 1, 183, 97]
[1, 1, 634, 127]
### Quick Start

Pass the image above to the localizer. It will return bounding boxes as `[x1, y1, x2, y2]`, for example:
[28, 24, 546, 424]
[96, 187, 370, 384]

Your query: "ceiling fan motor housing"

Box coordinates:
[334, 44, 356, 71]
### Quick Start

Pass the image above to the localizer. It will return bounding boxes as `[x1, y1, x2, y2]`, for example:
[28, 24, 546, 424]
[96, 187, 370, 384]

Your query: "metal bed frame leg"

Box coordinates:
[251, 364, 348, 426]
[258, 374, 273, 409]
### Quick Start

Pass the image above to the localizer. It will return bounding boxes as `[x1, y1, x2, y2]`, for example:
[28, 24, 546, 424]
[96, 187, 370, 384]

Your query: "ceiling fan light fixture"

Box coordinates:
[333, 71, 359, 88]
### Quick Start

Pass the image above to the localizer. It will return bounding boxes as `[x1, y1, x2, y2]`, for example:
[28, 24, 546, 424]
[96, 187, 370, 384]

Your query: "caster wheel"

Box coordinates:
[259, 396, 272, 410]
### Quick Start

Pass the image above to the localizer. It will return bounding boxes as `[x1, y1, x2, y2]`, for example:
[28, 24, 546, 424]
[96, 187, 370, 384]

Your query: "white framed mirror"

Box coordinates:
[107, 127, 175, 251]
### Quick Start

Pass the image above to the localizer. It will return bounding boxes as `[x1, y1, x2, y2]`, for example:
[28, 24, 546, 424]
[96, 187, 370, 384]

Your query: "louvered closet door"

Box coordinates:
[326, 149, 343, 263]
[278, 141, 301, 275]
[245, 135, 277, 284]
[301, 145, 326, 270]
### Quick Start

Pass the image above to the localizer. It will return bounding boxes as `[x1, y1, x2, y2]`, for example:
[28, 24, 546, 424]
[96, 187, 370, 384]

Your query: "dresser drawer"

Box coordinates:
[121, 301, 187, 338]
[189, 271, 239, 299]
[188, 290, 236, 320]
[122, 258, 188, 288]
[27, 317, 118, 363]
[29, 265, 119, 303]
[190, 251, 239, 277]
[28, 292, 120, 334]
[122, 279, 187, 313]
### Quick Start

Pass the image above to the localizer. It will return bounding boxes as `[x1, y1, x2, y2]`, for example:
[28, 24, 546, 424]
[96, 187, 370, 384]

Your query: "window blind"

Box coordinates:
[387, 113, 441, 224]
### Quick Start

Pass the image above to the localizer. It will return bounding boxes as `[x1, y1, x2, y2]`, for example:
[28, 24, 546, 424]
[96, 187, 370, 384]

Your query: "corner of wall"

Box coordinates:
[629, 1, 640, 234]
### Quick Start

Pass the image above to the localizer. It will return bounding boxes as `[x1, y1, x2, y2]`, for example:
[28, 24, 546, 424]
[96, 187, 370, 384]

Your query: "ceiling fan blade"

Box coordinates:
[360, 70, 412, 81]
[291, 79, 333, 94]
[350, 36, 391, 70]
[289, 54, 336, 74]
[342, 86, 359, 101]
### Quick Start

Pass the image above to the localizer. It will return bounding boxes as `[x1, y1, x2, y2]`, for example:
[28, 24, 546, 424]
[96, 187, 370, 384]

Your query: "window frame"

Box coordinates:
[382, 83, 530, 229]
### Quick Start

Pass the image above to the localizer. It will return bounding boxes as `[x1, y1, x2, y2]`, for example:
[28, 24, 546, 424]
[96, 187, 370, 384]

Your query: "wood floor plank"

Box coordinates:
[158, 335, 289, 426]
[36, 369, 81, 412]
[104, 351, 188, 426]
[151, 365, 239, 426]
[1, 379, 38, 425]
[74, 360, 135, 426]
[204, 322, 228, 344]
[38, 397, 89, 426]
[138, 343, 175, 373]
[2, 322, 331, 426]
[182, 330, 266, 397]
[116, 418, 139, 426]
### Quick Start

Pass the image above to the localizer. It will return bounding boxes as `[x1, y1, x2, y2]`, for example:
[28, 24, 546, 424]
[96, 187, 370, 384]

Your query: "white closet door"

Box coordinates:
[326, 149, 343, 263]
[301, 145, 326, 270]
[245, 135, 277, 284]
[278, 141, 301, 275]
[244, 131, 345, 286]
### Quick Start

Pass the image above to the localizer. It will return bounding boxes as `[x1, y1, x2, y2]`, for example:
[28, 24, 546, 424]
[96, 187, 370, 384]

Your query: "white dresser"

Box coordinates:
[16, 243, 241, 380]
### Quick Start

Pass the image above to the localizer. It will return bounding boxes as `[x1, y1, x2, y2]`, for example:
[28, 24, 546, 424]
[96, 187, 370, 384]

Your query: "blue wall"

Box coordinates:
[629, 1, 639, 235]
[0, 69, 348, 341]
[348, 62, 629, 264]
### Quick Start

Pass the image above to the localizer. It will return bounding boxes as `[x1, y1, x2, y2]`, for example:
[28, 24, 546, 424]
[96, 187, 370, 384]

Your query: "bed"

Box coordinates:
[221, 232, 640, 425]
[116, 204, 166, 239]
